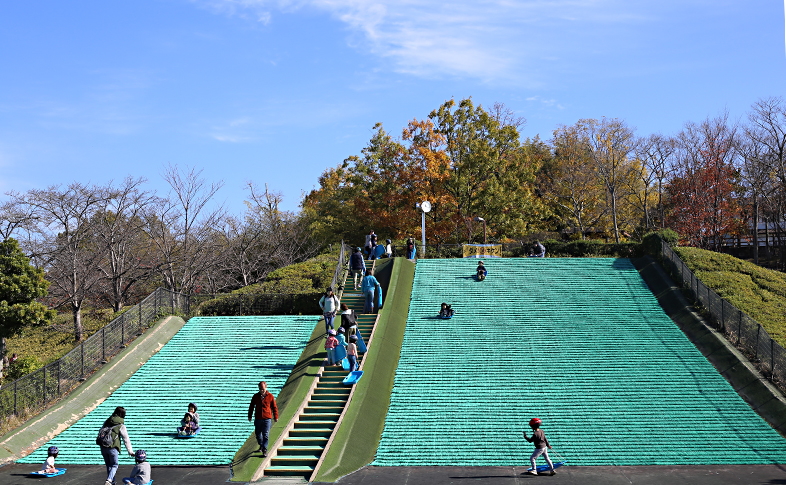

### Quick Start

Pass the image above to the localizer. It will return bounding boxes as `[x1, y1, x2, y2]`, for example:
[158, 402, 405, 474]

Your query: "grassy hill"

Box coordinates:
[674, 246, 786, 347]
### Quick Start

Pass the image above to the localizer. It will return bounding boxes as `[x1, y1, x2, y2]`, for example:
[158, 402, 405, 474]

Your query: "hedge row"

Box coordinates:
[197, 292, 323, 316]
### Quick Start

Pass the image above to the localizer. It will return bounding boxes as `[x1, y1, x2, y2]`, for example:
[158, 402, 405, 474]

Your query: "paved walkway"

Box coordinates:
[316, 465, 786, 485]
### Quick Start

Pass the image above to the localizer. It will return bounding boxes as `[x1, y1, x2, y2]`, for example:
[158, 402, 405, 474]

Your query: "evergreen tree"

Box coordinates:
[0, 238, 56, 379]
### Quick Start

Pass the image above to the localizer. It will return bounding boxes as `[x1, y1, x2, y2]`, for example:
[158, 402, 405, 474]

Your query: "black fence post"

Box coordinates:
[738, 309, 743, 344]
[139, 302, 142, 328]
[154, 288, 158, 317]
[57, 360, 61, 395]
[121, 312, 125, 348]
[772, 339, 775, 377]
[755, 326, 760, 361]
[42, 366, 46, 404]
[102, 327, 106, 363]
[13, 380, 17, 416]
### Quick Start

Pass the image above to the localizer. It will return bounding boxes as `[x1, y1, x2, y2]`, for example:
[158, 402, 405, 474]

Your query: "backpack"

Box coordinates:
[96, 424, 120, 448]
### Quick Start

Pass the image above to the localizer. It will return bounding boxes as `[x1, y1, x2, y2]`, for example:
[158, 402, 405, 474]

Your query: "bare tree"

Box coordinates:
[93, 177, 160, 311]
[146, 165, 225, 295]
[490, 102, 527, 133]
[542, 124, 606, 239]
[581, 117, 638, 242]
[738, 131, 776, 264]
[748, 97, 786, 268]
[9, 183, 108, 341]
[633, 134, 676, 230]
[246, 183, 319, 268]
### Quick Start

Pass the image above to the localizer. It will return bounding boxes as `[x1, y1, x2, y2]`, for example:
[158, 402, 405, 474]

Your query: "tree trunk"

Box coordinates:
[0, 337, 5, 379]
[752, 198, 759, 265]
[72, 304, 83, 342]
[611, 188, 620, 243]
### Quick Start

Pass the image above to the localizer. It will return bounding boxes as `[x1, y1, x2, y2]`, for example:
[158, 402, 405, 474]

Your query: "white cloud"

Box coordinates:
[193, 0, 656, 84]
[526, 96, 564, 110]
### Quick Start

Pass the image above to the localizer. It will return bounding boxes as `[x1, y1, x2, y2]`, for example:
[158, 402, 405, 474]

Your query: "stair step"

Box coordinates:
[283, 437, 328, 446]
[294, 420, 336, 429]
[278, 445, 325, 456]
[300, 413, 340, 421]
[264, 465, 315, 477]
[305, 406, 344, 413]
[270, 456, 320, 466]
[289, 428, 333, 438]
[307, 400, 345, 406]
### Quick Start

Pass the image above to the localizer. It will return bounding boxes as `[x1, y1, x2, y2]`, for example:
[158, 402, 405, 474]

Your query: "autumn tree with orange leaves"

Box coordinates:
[302, 98, 548, 248]
[666, 113, 743, 249]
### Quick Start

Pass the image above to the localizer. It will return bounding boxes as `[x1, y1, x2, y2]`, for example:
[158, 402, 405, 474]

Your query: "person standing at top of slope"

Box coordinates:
[248, 381, 278, 457]
[523, 417, 555, 476]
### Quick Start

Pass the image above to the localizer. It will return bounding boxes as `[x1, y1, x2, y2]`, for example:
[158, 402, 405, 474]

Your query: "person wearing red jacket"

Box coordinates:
[248, 381, 278, 456]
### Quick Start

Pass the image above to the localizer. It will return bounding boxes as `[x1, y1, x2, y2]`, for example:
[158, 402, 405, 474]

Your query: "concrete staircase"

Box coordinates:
[263, 261, 378, 478]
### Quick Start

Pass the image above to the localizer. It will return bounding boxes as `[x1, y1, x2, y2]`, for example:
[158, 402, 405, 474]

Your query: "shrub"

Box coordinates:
[5, 355, 42, 381]
[641, 229, 679, 256]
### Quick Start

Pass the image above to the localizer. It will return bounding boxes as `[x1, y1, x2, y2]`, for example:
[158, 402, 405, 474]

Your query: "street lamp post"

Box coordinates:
[474, 216, 487, 244]
[418, 201, 431, 258]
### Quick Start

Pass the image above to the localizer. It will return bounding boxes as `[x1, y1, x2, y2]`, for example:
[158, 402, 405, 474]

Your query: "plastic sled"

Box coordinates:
[29, 468, 66, 477]
[124, 481, 153, 485]
[526, 461, 566, 473]
[341, 358, 350, 370]
[176, 426, 202, 438]
[342, 371, 363, 385]
[355, 329, 367, 353]
[438, 314, 454, 319]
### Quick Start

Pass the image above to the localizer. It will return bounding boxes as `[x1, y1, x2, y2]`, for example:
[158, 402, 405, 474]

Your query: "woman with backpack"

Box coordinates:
[97, 406, 134, 485]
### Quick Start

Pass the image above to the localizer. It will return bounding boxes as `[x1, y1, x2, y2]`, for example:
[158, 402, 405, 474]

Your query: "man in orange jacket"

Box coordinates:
[248, 381, 279, 457]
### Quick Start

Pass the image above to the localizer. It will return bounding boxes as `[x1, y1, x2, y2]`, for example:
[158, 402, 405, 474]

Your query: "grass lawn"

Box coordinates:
[674, 246, 786, 347]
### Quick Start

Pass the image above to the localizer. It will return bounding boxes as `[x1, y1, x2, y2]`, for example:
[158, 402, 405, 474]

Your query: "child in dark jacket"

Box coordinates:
[523, 417, 554, 475]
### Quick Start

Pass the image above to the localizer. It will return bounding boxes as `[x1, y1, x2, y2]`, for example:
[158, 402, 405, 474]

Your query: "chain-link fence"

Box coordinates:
[660, 240, 786, 393]
[0, 287, 189, 424]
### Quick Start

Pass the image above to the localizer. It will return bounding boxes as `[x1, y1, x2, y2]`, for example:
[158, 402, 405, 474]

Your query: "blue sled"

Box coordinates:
[124, 481, 153, 485]
[341, 358, 350, 370]
[342, 371, 363, 385]
[29, 468, 66, 477]
[527, 461, 566, 473]
[176, 426, 202, 438]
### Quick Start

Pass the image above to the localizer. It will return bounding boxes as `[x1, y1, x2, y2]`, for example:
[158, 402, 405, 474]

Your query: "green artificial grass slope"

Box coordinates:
[315, 257, 415, 482]
[675, 247, 786, 346]
[230, 319, 327, 482]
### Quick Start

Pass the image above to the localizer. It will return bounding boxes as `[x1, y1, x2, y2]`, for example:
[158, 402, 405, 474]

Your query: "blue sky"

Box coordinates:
[1, 1, 785, 214]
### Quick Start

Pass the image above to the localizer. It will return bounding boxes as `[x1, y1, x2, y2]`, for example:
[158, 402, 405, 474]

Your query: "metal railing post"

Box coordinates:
[13, 380, 17, 416]
[42, 367, 46, 403]
[102, 327, 106, 363]
[738, 310, 743, 344]
[80, 342, 85, 381]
